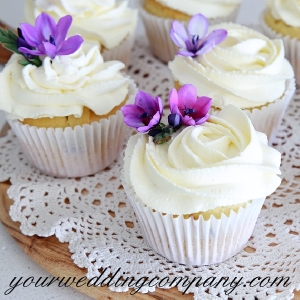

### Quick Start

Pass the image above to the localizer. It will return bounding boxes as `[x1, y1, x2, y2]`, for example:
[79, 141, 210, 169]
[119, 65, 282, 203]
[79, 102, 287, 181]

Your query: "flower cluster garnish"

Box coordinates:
[170, 14, 227, 57]
[0, 12, 84, 67]
[121, 84, 212, 144]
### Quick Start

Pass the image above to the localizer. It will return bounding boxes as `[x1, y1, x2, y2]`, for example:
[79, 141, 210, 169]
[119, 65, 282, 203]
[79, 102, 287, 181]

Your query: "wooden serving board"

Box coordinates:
[0, 21, 13, 65]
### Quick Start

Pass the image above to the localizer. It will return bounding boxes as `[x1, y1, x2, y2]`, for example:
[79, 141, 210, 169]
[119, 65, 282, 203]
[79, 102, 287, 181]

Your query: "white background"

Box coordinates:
[0, 1, 265, 299]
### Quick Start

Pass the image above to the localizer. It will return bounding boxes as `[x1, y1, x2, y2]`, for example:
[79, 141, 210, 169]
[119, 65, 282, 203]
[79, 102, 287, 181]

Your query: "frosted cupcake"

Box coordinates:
[261, 0, 300, 85]
[169, 16, 295, 142]
[140, 0, 241, 62]
[24, 0, 138, 66]
[0, 13, 136, 178]
[122, 84, 281, 266]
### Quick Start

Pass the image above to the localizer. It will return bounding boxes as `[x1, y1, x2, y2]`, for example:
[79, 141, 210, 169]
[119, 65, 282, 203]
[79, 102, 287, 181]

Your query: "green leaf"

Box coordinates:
[29, 57, 43, 67]
[3, 43, 20, 54]
[0, 36, 12, 43]
[18, 57, 43, 67]
[0, 27, 9, 38]
[18, 60, 30, 66]
[7, 29, 18, 41]
[153, 133, 172, 145]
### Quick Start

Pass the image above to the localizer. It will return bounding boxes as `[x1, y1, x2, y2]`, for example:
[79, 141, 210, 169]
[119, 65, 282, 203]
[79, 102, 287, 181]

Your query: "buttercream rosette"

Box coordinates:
[123, 105, 281, 265]
[261, 0, 300, 85]
[0, 44, 137, 177]
[169, 23, 296, 142]
[140, 0, 241, 62]
[24, 0, 138, 65]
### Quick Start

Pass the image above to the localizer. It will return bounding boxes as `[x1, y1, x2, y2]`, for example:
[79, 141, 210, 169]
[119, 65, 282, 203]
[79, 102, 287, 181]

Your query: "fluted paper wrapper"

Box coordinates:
[261, 13, 300, 86]
[102, 29, 136, 66]
[8, 82, 136, 178]
[123, 177, 265, 266]
[210, 78, 295, 144]
[140, 5, 240, 63]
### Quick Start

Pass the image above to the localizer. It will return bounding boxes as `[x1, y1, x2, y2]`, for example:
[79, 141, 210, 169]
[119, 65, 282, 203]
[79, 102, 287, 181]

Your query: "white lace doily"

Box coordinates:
[1, 38, 300, 300]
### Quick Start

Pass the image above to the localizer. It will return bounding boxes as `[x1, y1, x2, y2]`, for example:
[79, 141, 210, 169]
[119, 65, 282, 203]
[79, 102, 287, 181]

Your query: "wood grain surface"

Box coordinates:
[0, 20, 13, 64]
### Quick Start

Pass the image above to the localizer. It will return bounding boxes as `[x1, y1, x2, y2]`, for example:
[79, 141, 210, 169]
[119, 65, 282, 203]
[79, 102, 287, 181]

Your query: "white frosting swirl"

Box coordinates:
[24, 0, 138, 49]
[155, 0, 241, 18]
[266, 0, 300, 28]
[168, 23, 294, 109]
[124, 105, 281, 214]
[0, 44, 129, 120]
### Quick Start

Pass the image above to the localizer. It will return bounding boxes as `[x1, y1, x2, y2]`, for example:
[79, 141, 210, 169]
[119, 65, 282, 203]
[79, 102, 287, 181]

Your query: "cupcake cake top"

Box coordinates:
[0, 12, 130, 120]
[155, 0, 241, 19]
[169, 18, 294, 109]
[24, 0, 138, 50]
[123, 85, 281, 214]
[266, 0, 300, 28]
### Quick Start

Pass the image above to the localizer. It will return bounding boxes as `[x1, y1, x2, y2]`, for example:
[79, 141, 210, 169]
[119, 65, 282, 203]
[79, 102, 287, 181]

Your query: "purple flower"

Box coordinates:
[170, 14, 227, 57]
[121, 91, 163, 133]
[18, 12, 84, 59]
[168, 113, 181, 127]
[169, 84, 212, 126]
[17, 28, 35, 59]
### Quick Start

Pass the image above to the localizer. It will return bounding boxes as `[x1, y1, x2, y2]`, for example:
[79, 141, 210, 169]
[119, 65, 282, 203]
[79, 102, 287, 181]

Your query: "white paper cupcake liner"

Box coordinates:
[7, 81, 137, 178]
[102, 28, 136, 66]
[210, 78, 295, 144]
[261, 12, 300, 86]
[122, 175, 265, 266]
[140, 4, 240, 63]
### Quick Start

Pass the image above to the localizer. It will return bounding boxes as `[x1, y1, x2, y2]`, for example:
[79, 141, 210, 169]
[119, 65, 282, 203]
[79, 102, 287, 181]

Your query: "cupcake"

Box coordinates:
[168, 16, 295, 142]
[24, 0, 138, 66]
[261, 0, 300, 85]
[140, 0, 241, 62]
[122, 85, 282, 266]
[0, 13, 136, 178]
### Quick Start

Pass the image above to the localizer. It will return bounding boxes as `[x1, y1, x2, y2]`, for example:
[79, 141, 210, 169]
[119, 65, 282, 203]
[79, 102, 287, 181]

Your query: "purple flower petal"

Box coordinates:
[55, 15, 72, 46]
[181, 115, 196, 126]
[57, 35, 83, 55]
[40, 42, 57, 59]
[177, 84, 197, 110]
[188, 14, 208, 40]
[135, 91, 158, 115]
[170, 30, 187, 48]
[121, 104, 144, 117]
[36, 12, 57, 41]
[192, 96, 212, 119]
[143, 110, 161, 131]
[196, 29, 227, 56]
[171, 21, 188, 47]
[17, 37, 32, 49]
[124, 115, 145, 129]
[172, 21, 189, 40]
[194, 114, 210, 125]
[137, 126, 151, 133]
[168, 113, 181, 127]
[156, 96, 164, 115]
[169, 88, 179, 113]
[18, 47, 43, 56]
[205, 29, 228, 46]
[195, 42, 214, 56]
[19, 23, 41, 47]
[177, 49, 195, 57]
[172, 105, 181, 116]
